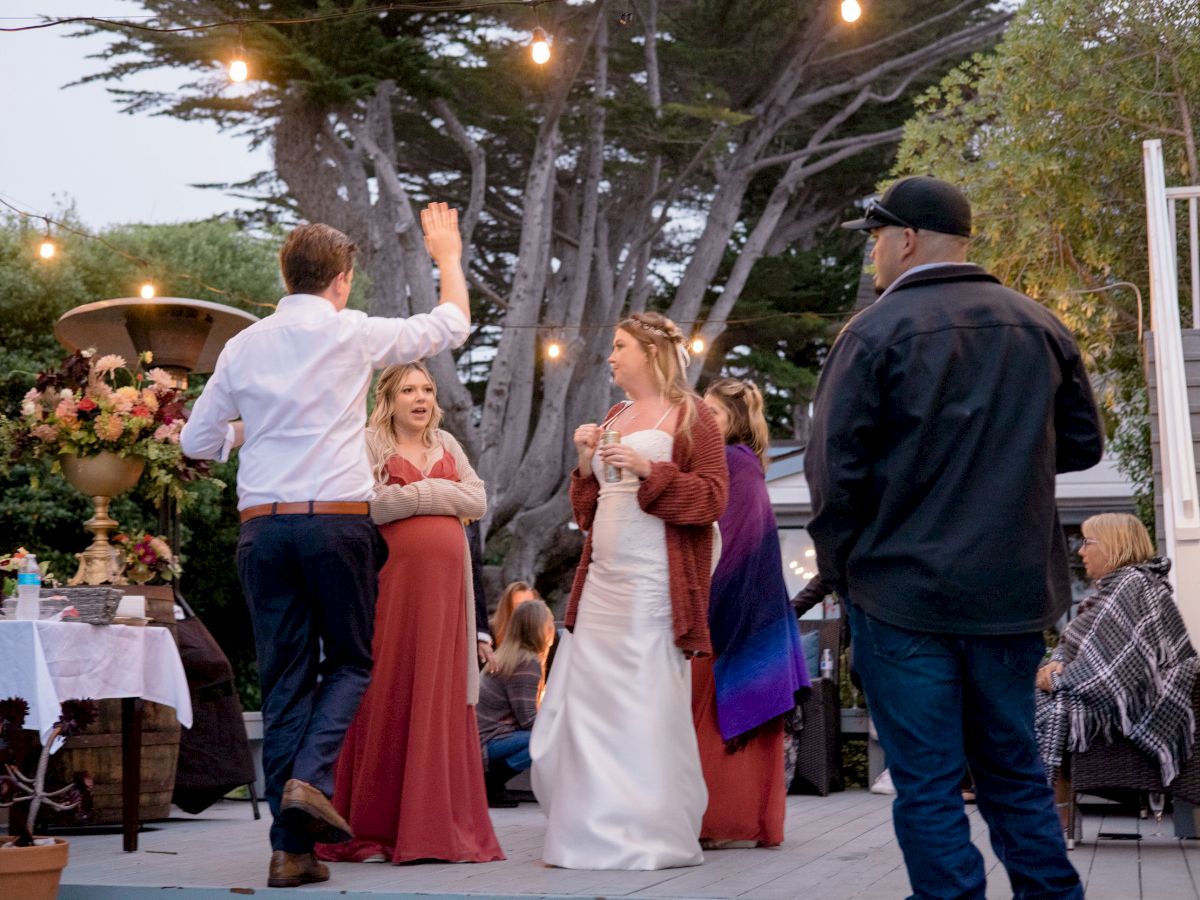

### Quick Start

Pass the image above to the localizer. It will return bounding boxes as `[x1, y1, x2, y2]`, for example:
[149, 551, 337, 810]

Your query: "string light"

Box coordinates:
[0, 194, 278, 311]
[1, 196, 866, 334]
[139, 281, 157, 299]
[545, 339, 562, 360]
[228, 23, 248, 82]
[35, 217, 56, 259]
[840, 0, 862, 22]
[689, 336, 705, 354]
[530, 26, 551, 65]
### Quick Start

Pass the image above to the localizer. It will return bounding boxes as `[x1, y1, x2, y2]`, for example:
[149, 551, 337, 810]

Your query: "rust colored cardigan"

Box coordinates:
[564, 397, 729, 657]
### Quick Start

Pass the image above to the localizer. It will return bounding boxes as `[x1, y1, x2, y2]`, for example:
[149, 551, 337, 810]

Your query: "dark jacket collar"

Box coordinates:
[886, 263, 1001, 296]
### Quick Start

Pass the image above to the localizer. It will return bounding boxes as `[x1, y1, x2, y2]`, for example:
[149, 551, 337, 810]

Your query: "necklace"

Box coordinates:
[612, 397, 669, 428]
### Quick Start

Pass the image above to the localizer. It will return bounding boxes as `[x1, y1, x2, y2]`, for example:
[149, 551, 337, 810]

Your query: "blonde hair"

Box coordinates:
[1081, 513, 1156, 573]
[490, 580, 540, 648]
[704, 377, 770, 472]
[614, 311, 697, 442]
[492, 599, 555, 689]
[365, 362, 443, 483]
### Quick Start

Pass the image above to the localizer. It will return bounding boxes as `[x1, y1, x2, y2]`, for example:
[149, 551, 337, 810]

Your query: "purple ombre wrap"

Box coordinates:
[709, 444, 811, 741]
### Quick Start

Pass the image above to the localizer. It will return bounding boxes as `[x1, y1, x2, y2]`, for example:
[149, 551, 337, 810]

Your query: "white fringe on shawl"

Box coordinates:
[1035, 558, 1200, 786]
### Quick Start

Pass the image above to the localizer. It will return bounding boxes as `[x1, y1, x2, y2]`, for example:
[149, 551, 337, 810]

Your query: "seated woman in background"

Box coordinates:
[490, 581, 541, 649]
[477, 598, 556, 807]
[1035, 512, 1200, 828]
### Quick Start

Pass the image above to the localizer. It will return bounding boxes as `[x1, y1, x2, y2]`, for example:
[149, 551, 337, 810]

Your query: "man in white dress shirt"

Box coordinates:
[181, 203, 470, 888]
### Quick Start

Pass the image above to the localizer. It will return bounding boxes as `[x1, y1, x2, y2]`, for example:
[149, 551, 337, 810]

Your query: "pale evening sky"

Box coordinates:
[0, 2, 270, 228]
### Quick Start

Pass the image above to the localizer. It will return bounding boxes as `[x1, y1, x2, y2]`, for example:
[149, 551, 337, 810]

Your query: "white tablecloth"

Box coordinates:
[0, 620, 193, 746]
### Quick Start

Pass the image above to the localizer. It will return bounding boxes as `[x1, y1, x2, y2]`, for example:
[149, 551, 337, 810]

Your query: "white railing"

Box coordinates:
[1164, 184, 1200, 329]
[1144, 139, 1200, 637]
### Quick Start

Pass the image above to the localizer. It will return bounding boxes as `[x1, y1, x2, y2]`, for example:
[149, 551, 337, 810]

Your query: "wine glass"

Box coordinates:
[1148, 792, 1166, 836]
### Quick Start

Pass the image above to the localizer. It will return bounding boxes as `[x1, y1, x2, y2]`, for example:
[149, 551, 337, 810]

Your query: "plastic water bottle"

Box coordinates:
[16, 554, 41, 621]
[819, 648, 835, 680]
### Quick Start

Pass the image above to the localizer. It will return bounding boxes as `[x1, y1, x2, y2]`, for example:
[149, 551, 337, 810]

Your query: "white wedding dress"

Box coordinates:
[531, 428, 706, 870]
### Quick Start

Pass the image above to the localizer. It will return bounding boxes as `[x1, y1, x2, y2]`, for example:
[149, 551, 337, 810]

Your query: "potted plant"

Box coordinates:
[0, 350, 212, 500]
[0, 698, 98, 900]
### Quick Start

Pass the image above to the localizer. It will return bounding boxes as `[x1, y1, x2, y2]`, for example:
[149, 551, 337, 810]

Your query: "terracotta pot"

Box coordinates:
[60, 452, 145, 497]
[0, 836, 69, 900]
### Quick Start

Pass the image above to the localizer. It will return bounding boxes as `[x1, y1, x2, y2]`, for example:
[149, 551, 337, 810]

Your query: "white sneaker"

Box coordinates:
[870, 769, 897, 795]
[361, 853, 387, 863]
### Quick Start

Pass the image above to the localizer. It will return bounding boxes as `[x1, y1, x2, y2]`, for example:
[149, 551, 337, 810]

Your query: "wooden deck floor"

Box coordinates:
[55, 792, 1200, 899]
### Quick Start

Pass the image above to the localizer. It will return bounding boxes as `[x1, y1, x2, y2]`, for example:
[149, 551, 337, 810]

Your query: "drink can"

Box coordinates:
[600, 429, 622, 483]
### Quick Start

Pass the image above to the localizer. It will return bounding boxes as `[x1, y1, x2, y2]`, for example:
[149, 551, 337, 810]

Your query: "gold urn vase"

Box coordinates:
[60, 452, 145, 586]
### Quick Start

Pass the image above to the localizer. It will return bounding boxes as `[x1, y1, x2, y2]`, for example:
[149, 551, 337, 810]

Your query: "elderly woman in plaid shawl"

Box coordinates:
[1035, 513, 1200, 830]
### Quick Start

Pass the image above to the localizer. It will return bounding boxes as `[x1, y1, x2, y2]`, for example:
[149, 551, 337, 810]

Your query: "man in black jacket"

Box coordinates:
[806, 176, 1099, 899]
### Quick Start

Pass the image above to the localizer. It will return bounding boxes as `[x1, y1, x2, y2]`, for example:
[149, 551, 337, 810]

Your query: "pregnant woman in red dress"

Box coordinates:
[316, 362, 502, 864]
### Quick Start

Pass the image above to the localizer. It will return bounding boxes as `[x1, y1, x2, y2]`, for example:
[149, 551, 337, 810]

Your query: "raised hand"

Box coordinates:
[420, 202, 462, 263]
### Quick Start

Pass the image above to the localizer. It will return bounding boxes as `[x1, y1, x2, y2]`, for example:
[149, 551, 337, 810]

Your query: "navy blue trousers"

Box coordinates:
[237, 513, 386, 853]
[848, 603, 1082, 900]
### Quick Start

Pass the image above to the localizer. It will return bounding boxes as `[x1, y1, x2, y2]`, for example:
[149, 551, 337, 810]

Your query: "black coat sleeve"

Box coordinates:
[804, 330, 881, 597]
[1054, 341, 1104, 474]
[792, 573, 829, 617]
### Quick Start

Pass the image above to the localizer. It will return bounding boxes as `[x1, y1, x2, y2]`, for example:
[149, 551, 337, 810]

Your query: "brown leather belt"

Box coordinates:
[239, 501, 370, 523]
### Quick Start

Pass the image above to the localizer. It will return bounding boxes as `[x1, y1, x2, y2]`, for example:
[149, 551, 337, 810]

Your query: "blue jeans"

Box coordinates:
[486, 730, 532, 772]
[848, 603, 1081, 900]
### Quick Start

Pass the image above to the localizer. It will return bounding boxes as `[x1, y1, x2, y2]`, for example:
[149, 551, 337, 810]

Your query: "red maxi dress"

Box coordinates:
[691, 658, 786, 846]
[316, 453, 503, 864]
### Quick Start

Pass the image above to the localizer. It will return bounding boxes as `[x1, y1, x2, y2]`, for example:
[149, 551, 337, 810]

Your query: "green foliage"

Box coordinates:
[700, 241, 865, 438]
[0, 215, 279, 707]
[894, 0, 1200, 525]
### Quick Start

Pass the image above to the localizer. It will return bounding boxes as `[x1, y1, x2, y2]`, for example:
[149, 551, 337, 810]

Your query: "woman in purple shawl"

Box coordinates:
[693, 378, 810, 848]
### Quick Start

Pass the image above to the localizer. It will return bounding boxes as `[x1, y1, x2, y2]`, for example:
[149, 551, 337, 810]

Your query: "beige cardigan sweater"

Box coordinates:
[367, 428, 486, 705]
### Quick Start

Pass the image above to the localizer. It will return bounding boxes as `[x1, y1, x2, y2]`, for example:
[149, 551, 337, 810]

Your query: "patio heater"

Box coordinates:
[55, 296, 258, 390]
[53, 297, 258, 582]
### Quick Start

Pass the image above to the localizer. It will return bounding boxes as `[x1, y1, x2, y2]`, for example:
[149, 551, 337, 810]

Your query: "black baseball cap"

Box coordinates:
[841, 176, 972, 238]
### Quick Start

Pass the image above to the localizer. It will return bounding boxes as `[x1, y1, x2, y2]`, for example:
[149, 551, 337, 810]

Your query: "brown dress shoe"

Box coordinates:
[279, 778, 354, 844]
[268, 850, 330, 888]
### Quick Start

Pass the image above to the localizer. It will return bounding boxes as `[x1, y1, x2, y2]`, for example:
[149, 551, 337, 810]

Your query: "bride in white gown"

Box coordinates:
[531, 312, 728, 870]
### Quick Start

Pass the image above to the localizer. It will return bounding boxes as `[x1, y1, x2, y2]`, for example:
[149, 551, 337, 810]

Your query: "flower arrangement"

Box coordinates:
[113, 533, 181, 585]
[0, 349, 216, 504]
[0, 697, 97, 845]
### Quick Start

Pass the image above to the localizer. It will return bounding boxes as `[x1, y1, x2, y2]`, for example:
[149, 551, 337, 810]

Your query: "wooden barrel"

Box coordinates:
[49, 585, 181, 824]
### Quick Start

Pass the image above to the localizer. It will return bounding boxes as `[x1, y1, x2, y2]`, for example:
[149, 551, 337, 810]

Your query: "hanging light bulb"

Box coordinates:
[37, 218, 56, 260]
[229, 55, 249, 83]
[139, 281, 157, 300]
[530, 27, 551, 65]
[546, 340, 562, 360]
[689, 336, 705, 354]
[840, 0, 862, 22]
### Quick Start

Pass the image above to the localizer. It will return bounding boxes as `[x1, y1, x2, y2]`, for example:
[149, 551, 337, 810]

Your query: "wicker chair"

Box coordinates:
[789, 617, 844, 796]
[1065, 678, 1200, 843]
